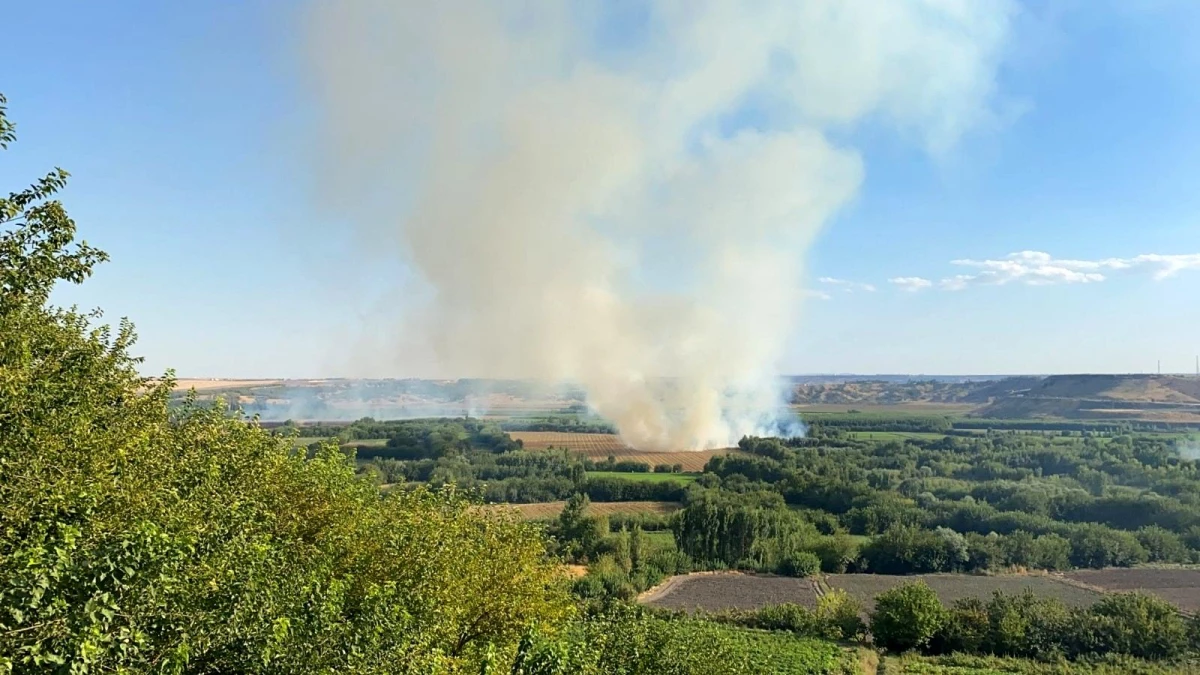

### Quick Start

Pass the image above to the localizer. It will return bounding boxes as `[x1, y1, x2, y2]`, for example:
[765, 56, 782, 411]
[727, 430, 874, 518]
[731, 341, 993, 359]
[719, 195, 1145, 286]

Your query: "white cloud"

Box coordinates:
[804, 289, 833, 301]
[889, 276, 934, 292]
[942, 251, 1200, 288]
[818, 277, 877, 293]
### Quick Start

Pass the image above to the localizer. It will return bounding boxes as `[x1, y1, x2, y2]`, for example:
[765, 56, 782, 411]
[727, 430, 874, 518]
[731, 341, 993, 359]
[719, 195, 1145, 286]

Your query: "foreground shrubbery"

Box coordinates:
[870, 581, 1197, 662]
[0, 97, 572, 673]
[509, 608, 858, 675]
[883, 653, 1200, 674]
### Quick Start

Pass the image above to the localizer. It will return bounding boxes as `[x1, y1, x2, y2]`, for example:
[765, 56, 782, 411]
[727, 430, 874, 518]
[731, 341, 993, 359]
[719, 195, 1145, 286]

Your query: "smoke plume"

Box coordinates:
[302, 0, 1015, 450]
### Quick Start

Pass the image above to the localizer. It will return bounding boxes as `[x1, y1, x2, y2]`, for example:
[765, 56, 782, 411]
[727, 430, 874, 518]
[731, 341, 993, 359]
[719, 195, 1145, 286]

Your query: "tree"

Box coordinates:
[0, 94, 571, 673]
[870, 581, 948, 653]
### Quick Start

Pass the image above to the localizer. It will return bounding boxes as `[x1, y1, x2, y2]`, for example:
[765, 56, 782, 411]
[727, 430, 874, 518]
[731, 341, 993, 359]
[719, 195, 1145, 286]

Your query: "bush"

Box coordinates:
[870, 581, 948, 653]
[780, 551, 822, 577]
[1087, 592, 1188, 660]
[814, 589, 866, 642]
[0, 102, 571, 673]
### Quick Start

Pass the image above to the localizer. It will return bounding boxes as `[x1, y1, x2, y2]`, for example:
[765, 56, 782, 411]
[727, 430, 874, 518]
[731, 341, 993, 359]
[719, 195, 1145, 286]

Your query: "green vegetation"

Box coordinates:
[11, 93, 1200, 672]
[512, 608, 858, 674]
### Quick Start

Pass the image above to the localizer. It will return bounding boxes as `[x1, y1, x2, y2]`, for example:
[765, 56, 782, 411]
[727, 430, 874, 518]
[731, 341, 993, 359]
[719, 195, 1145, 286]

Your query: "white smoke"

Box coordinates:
[301, 0, 1016, 450]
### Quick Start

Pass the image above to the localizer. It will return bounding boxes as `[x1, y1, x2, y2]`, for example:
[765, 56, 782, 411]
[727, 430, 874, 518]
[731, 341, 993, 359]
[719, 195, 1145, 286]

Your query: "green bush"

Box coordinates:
[0, 97, 571, 674]
[781, 551, 823, 577]
[871, 581, 948, 653]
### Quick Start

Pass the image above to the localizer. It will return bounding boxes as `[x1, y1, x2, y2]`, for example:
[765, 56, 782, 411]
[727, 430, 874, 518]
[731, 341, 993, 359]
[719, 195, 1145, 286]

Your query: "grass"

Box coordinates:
[483, 500, 682, 520]
[846, 431, 950, 441]
[341, 438, 388, 448]
[291, 436, 328, 447]
[642, 530, 677, 554]
[587, 471, 699, 483]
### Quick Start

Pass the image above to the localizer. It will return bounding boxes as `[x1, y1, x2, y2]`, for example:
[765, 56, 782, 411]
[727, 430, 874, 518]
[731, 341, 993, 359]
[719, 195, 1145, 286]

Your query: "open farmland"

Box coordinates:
[509, 431, 742, 471]
[487, 500, 681, 520]
[510, 431, 630, 453]
[640, 572, 822, 612]
[1063, 568, 1200, 613]
[586, 471, 698, 483]
[826, 574, 1102, 613]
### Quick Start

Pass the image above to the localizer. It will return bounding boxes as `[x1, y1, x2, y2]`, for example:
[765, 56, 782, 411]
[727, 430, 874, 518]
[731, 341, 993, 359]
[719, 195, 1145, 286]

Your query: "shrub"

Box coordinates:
[1087, 592, 1187, 660]
[870, 581, 948, 652]
[814, 589, 866, 642]
[780, 551, 822, 577]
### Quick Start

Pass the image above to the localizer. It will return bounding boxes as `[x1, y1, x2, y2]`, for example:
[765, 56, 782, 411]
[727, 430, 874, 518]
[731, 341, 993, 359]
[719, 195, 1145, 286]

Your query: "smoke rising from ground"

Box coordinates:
[302, 0, 1015, 450]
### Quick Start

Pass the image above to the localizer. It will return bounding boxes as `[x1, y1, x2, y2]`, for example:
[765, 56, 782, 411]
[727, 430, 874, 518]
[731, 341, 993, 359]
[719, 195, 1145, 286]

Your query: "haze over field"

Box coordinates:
[304, 1, 1016, 449]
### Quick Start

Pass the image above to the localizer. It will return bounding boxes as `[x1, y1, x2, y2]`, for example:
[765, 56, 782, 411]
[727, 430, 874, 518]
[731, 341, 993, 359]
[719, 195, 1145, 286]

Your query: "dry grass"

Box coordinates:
[170, 378, 282, 391]
[510, 432, 630, 453]
[484, 500, 681, 520]
[510, 431, 742, 472]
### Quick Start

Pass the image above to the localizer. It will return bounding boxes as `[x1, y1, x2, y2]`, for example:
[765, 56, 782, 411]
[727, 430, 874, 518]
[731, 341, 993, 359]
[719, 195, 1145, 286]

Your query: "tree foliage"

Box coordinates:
[0, 95, 571, 674]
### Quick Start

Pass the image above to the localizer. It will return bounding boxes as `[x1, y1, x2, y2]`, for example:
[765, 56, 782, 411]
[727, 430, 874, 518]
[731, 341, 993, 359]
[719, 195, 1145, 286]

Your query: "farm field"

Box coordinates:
[640, 572, 821, 612]
[510, 431, 741, 471]
[826, 573, 1102, 613]
[510, 431, 629, 453]
[342, 438, 388, 449]
[586, 471, 698, 483]
[846, 431, 950, 441]
[488, 500, 682, 520]
[1064, 568, 1200, 613]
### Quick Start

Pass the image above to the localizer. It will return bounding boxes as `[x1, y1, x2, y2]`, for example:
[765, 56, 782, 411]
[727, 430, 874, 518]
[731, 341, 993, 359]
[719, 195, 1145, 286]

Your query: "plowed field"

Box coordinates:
[1064, 568, 1200, 613]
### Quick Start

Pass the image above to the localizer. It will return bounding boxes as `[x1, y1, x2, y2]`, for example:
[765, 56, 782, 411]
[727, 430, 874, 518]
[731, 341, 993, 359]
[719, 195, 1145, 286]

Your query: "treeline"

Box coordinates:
[366, 451, 689, 503]
[694, 434, 1200, 570]
[500, 415, 617, 434]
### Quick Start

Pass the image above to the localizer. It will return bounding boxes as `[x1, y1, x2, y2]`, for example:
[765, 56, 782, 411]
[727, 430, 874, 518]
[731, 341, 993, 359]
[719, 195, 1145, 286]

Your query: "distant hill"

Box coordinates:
[789, 374, 1200, 423]
[974, 374, 1200, 422]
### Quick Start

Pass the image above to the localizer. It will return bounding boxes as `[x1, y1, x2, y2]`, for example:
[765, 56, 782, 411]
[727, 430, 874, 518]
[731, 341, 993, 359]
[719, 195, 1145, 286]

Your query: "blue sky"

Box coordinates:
[4, 1, 1200, 377]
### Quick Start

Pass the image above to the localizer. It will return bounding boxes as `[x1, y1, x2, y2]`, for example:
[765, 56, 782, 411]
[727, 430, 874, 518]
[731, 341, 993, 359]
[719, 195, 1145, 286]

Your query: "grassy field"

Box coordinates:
[846, 431, 950, 441]
[587, 471, 699, 483]
[486, 500, 682, 520]
[342, 438, 388, 449]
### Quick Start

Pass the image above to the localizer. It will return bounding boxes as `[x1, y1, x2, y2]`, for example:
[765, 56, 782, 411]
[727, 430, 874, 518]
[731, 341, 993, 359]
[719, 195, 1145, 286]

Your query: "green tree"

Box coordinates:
[0, 94, 571, 674]
[870, 581, 948, 653]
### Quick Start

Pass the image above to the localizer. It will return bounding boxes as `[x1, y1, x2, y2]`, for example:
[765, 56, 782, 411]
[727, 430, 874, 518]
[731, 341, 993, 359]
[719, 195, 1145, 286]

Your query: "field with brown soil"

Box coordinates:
[509, 431, 741, 471]
[640, 572, 821, 612]
[1064, 568, 1200, 613]
[826, 574, 1102, 613]
[510, 432, 629, 453]
[485, 500, 681, 520]
[642, 573, 1106, 615]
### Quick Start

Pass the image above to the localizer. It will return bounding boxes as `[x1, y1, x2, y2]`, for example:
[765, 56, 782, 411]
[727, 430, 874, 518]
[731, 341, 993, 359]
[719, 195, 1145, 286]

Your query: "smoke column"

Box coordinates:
[302, 0, 1015, 450]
